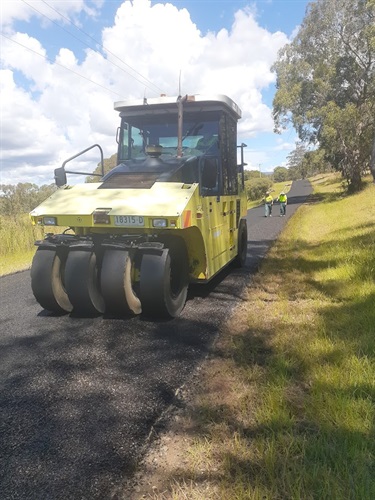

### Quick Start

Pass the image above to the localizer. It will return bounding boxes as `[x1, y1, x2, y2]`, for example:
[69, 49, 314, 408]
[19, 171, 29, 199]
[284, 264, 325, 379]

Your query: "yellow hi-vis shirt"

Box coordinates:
[279, 194, 287, 203]
[265, 194, 273, 204]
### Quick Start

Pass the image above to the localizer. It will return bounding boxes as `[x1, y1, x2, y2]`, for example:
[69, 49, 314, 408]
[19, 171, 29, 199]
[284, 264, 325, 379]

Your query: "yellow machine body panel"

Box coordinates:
[30, 182, 197, 226]
[185, 191, 247, 280]
[30, 180, 246, 282]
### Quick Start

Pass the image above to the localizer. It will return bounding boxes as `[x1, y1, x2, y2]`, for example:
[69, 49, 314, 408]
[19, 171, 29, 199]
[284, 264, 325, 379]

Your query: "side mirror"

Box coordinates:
[54, 167, 67, 187]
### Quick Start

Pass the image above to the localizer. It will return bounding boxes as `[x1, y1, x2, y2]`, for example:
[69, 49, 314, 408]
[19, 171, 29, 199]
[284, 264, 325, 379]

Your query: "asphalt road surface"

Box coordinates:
[0, 179, 312, 500]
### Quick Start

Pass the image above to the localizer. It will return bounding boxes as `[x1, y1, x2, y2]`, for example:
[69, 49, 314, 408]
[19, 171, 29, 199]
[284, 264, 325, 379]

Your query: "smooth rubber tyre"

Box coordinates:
[233, 219, 248, 267]
[101, 249, 141, 316]
[139, 241, 189, 318]
[64, 249, 105, 316]
[31, 247, 72, 313]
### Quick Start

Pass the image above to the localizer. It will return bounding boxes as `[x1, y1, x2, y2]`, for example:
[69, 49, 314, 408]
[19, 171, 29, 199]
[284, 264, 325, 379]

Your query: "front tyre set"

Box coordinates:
[30, 239, 189, 318]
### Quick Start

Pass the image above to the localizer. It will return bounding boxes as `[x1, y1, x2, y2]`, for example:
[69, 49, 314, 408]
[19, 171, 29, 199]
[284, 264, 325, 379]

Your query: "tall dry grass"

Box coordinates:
[0, 214, 47, 275]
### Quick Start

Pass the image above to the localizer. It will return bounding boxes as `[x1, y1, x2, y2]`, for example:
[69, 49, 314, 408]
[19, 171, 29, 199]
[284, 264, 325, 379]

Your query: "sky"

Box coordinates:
[0, 0, 311, 186]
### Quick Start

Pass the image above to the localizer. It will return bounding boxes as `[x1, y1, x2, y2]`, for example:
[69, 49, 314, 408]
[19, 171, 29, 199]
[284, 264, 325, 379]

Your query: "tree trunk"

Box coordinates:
[348, 159, 362, 193]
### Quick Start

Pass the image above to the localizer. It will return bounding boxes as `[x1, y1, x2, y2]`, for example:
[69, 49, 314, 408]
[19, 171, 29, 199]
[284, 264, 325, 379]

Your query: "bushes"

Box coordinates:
[245, 177, 273, 201]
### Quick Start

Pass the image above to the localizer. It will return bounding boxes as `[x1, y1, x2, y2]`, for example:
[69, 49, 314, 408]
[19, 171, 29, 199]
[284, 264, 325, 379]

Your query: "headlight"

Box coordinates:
[152, 218, 167, 228]
[43, 217, 57, 225]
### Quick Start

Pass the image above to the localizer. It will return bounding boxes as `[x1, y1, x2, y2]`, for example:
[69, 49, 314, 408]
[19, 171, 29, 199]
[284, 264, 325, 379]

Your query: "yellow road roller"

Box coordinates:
[30, 94, 248, 317]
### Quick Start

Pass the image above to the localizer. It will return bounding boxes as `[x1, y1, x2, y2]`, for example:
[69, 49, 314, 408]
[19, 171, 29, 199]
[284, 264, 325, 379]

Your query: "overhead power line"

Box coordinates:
[1, 33, 125, 98]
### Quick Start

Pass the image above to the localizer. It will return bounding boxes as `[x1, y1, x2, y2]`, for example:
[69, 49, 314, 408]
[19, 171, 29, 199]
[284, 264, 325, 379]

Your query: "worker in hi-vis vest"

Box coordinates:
[278, 191, 288, 216]
[263, 191, 274, 217]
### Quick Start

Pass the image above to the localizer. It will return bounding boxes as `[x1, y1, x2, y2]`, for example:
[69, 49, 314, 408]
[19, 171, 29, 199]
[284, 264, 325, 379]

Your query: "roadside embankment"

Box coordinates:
[128, 174, 375, 499]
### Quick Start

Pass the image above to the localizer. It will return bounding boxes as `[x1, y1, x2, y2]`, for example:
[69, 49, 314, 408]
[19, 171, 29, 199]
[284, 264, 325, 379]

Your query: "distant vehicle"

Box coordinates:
[30, 94, 248, 318]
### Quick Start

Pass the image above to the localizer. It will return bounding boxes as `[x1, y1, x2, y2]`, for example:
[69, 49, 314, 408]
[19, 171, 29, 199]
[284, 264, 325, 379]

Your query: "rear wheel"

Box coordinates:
[100, 249, 141, 316]
[64, 249, 105, 316]
[233, 219, 248, 267]
[139, 240, 189, 318]
[31, 247, 73, 313]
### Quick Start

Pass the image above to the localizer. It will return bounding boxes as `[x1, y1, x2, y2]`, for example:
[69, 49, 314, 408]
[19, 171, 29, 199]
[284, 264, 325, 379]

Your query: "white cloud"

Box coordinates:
[0, 70, 67, 177]
[0, 0, 89, 30]
[274, 136, 298, 151]
[0, 0, 289, 185]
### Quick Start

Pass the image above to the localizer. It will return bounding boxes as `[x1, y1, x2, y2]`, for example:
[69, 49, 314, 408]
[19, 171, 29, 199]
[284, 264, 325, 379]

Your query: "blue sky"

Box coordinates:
[0, 0, 311, 185]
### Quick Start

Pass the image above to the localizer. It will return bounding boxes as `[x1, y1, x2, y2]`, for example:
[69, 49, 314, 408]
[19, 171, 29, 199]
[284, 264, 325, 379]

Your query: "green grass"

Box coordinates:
[149, 173, 375, 500]
[0, 214, 49, 275]
[0, 249, 38, 276]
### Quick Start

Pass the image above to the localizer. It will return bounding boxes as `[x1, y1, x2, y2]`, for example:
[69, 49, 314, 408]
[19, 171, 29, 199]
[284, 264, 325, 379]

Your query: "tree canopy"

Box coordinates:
[273, 166, 289, 182]
[86, 153, 117, 182]
[272, 0, 375, 191]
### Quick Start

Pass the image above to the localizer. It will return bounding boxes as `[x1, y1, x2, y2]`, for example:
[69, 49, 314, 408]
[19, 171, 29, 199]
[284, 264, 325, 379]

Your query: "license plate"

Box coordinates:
[114, 215, 145, 227]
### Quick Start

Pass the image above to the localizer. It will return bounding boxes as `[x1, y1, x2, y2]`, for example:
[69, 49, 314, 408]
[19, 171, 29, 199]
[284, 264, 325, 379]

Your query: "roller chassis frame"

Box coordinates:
[34, 232, 169, 252]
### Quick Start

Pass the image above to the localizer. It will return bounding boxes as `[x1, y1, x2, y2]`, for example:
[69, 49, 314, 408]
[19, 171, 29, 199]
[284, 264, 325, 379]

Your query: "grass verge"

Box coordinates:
[0, 214, 62, 276]
[134, 174, 375, 499]
[0, 214, 43, 276]
[0, 249, 38, 276]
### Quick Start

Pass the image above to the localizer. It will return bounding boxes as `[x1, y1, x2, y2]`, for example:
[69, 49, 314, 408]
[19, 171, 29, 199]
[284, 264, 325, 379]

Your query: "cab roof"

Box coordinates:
[114, 94, 241, 121]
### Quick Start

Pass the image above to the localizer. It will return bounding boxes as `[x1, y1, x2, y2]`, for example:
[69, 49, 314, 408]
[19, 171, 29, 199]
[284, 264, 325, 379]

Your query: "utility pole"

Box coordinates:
[258, 163, 262, 178]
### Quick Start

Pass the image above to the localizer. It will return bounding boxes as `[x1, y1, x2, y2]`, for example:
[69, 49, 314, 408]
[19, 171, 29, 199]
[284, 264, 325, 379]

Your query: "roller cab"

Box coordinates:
[30, 94, 248, 318]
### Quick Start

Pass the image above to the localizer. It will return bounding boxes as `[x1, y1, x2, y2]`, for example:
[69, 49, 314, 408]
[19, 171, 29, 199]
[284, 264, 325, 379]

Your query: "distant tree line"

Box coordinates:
[0, 183, 57, 216]
[272, 0, 375, 192]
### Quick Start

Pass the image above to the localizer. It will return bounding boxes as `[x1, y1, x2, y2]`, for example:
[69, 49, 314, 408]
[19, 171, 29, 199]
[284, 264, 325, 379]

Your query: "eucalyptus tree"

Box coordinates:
[273, 0, 375, 191]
